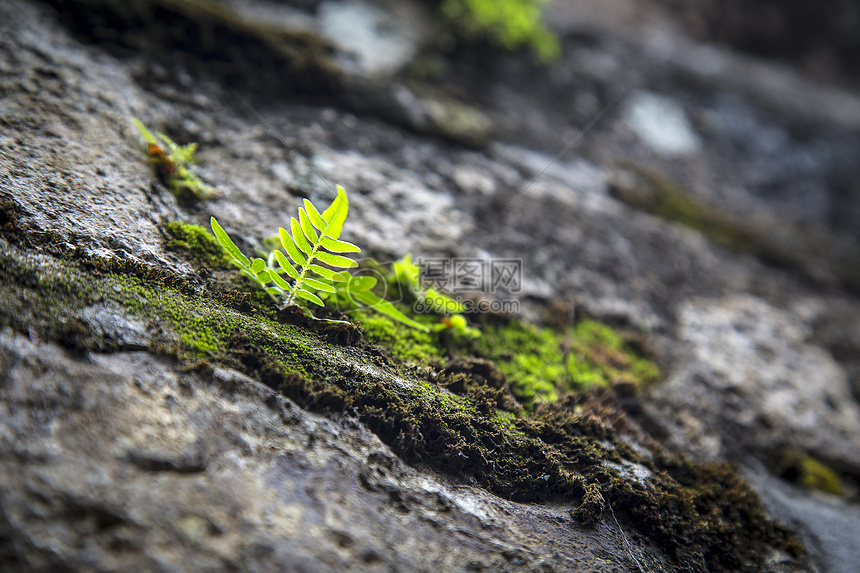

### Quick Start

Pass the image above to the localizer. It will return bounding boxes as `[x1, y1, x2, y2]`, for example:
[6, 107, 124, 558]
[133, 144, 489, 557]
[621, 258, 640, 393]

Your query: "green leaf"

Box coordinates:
[309, 264, 347, 282]
[303, 277, 337, 294]
[296, 289, 324, 306]
[279, 227, 306, 266]
[290, 218, 312, 255]
[315, 251, 358, 268]
[265, 286, 284, 298]
[131, 117, 159, 145]
[274, 250, 300, 281]
[352, 291, 430, 332]
[320, 237, 361, 253]
[251, 258, 266, 274]
[321, 185, 349, 240]
[425, 287, 467, 314]
[346, 276, 377, 291]
[299, 208, 319, 243]
[210, 217, 250, 269]
[304, 199, 327, 231]
[270, 270, 292, 290]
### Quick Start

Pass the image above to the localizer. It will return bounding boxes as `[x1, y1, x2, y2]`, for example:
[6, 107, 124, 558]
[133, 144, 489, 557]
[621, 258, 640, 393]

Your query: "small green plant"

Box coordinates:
[440, 0, 560, 62]
[211, 186, 429, 331]
[131, 118, 216, 201]
[391, 254, 480, 339]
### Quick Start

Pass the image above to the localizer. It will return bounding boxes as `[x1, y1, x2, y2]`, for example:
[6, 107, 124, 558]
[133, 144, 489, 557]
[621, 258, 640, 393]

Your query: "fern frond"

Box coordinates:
[321, 185, 350, 239]
[210, 217, 274, 293]
[279, 186, 360, 307]
[212, 189, 438, 333]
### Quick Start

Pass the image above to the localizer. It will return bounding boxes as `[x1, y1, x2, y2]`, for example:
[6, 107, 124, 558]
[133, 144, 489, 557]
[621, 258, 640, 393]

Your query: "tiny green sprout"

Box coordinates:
[391, 254, 468, 315]
[131, 117, 217, 201]
[434, 313, 481, 339]
[211, 185, 357, 316]
[390, 254, 480, 338]
[334, 275, 430, 332]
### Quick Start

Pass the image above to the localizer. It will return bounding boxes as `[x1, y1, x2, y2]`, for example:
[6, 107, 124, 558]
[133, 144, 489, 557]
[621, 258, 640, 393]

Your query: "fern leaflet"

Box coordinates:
[273, 185, 360, 307]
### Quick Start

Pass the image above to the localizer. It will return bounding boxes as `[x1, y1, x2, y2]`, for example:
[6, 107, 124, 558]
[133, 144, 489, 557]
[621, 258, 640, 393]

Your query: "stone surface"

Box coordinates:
[0, 330, 672, 572]
[645, 295, 860, 468]
[1, 0, 860, 571]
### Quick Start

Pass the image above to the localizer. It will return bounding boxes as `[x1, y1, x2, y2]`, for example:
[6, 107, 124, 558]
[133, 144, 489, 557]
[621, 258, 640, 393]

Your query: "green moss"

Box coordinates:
[777, 453, 845, 496]
[440, 0, 560, 62]
[353, 306, 446, 364]
[164, 221, 231, 268]
[799, 457, 845, 495]
[569, 319, 660, 391]
[475, 321, 564, 408]
[475, 319, 659, 409]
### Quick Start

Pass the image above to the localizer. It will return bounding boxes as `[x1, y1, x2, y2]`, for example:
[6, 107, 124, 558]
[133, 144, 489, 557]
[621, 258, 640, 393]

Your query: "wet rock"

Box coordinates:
[622, 90, 701, 156]
[644, 294, 860, 470]
[318, 0, 426, 77]
[0, 330, 675, 572]
[2, 0, 860, 570]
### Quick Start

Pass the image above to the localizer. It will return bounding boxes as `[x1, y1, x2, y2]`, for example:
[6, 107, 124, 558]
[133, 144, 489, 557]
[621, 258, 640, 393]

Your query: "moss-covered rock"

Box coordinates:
[0, 221, 803, 570]
[164, 220, 232, 269]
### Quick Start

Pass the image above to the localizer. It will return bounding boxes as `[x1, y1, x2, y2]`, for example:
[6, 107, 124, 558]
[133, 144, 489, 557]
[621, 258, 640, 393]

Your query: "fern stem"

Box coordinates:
[285, 241, 321, 307]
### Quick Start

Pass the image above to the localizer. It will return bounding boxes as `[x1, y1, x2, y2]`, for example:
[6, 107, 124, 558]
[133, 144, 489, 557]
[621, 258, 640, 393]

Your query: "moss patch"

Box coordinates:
[474, 318, 659, 409]
[776, 452, 846, 496]
[351, 306, 446, 364]
[164, 220, 231, 269]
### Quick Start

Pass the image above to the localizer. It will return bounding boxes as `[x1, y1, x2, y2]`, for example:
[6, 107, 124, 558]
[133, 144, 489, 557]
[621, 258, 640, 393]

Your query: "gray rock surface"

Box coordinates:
[0, 330, 669, 572]
[646, 295, 860, 467]
[2, 0, 860, 571]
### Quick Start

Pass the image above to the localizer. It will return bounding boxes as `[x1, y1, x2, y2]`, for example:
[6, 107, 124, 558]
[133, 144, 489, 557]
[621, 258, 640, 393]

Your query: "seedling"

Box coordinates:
[391, 254, 480, 338]
[132, 118, 216, 201]
[211, 186, 429, 331]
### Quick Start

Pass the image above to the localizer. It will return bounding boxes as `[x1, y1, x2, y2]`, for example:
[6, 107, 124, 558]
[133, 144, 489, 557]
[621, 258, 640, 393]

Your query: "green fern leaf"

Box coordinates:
[250, 258, 267, 274]
[303, 277, 337, 293]
[296, 289, 324, 306]
[309, 264, 347, 282]
[351, 290, 430, 332]
[304, 199, 327, 230]
[320, 237, 361, 253]
[314, 251, 359, 268]
[211, 217, 250, 268]
[273, 186, 361, 308]
[291, 217, 312, 255]
[321, 185, 349, 239]
[270, 270, 292, 290]
[279, 227, 306, 266]
[346, 276, 377, 291]
[274, 250, 300, 281]
[299, 209, 319, 243]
